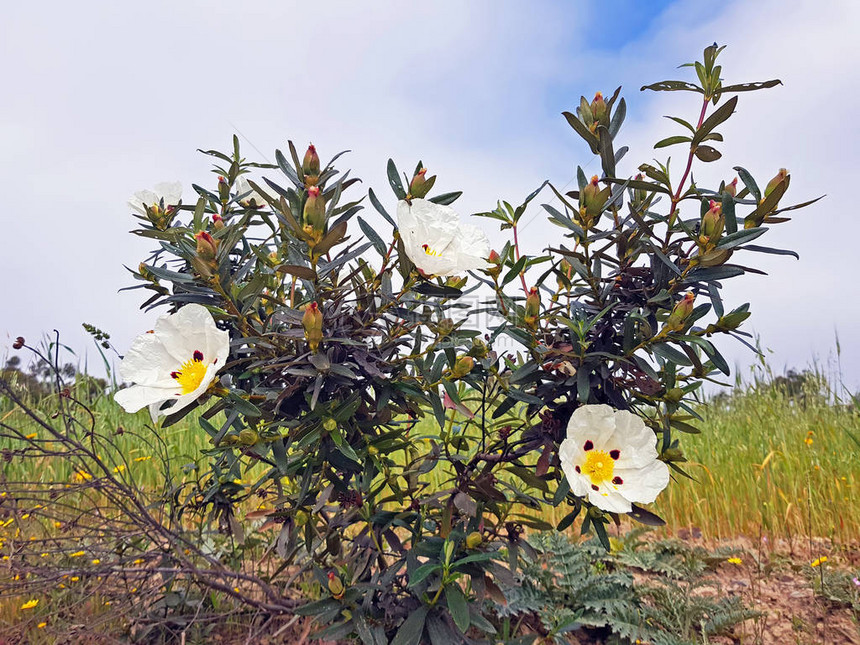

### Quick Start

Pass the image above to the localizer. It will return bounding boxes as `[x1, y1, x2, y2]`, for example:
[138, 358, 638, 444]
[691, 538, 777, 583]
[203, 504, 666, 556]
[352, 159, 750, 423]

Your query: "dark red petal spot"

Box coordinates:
[171, 371, 181, 379]
[574, 465, 581, 473]
[213, 358, 218, 364]
[609, 449, 620, 460]
[591, 484, 599, 491]
[612, 476, 623, 485]
[583, 440, 594, 451]
[193, 350, 204, 362]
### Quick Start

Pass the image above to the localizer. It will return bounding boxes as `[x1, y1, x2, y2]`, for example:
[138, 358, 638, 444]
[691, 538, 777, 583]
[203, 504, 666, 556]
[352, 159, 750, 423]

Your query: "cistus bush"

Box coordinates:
[112, 44, 816, 642]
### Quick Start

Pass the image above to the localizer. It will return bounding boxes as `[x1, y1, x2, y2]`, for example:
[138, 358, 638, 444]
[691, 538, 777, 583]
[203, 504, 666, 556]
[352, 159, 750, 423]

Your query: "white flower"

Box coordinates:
[127, 182, 183, 216]
[558, 404, 670, 513]
[396, 198, 491, 276]
[114, 304, 230, 422]
[235, 176, 271, 209]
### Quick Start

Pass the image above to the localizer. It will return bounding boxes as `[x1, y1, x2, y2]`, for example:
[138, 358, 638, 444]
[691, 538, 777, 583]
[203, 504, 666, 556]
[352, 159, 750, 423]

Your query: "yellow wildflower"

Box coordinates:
[37, 622, 47, 628]
[70, 576, 79, 582]
[133, 455, 152, 462]
[70, 551, 85, 558]
[811, 556, 828, 567]
[40, 553, 48, 558]
[91, 559, 100, 565]
[112, 465, 125, 474]
[20, 599, 38, 610]
[25, 433, 37, 440]
[727, 557, 742, 565]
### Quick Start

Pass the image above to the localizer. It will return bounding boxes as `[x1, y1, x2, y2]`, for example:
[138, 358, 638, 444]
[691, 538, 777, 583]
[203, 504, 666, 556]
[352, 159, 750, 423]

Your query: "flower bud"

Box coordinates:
[590, 92, 608, 126]
[195, 231, 219, 262]
[557, 259, 573, 289]
[485, 249, 503, 280]
[723, 177, 738, 198]
[12, 337, 24, 350]
[302, 185, 326, 238]
[665, 293, 695, 332]
[238, 429, 259, 446]
[212, 213, 225, 231]
[302, 301, 324, 353]
[409, 167, 435, 199]
[327, 571, 345, 599]
[466, 532, 483, 549]
[764, 168, 789, 199]
[217, 176, 230, 201]
[451, 355, 475, 379]
[524, 287, 540, 329]
[700, 200, 724, 242]
[302, 144, 320, 183]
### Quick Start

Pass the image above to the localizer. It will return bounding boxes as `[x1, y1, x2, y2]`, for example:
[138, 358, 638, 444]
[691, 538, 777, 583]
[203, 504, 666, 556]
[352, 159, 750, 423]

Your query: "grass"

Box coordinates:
[2, 365, 859, 544]
[657, 380, 860, 545]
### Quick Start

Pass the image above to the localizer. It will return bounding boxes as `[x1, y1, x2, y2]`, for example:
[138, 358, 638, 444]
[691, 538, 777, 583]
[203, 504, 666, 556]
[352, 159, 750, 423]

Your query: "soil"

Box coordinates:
[650, 530, 860, 645]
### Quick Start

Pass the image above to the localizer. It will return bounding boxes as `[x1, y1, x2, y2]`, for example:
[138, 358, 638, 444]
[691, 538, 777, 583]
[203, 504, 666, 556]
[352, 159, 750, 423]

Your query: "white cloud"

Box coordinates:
[2, 0, 857, 392]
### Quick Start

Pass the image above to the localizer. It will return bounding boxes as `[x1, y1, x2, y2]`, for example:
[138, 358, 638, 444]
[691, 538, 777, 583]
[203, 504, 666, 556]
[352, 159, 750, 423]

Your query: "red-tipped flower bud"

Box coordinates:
[195, 231, 219, 262]
[764, 168, 789, 199]
[724, 177, 738, 198]
[326, 571, 345, 599]
[302, 185, 326, 237]
[590, 91, 608, 125]
[524, 287, 540, 328]
[302, 301, 324, 353]
[212, 213, 225, 231]
[485, 249, 503, 279]
[302, 144, 320, 183]
[665, 293, 695, 332]
[12, 337, 24, 350]
[580, 175, 607, 219]
[700, 200, 724, 241]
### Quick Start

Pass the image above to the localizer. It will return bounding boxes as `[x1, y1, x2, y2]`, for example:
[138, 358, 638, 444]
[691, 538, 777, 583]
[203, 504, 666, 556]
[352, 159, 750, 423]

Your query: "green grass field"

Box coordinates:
[2, 366, 858, 544]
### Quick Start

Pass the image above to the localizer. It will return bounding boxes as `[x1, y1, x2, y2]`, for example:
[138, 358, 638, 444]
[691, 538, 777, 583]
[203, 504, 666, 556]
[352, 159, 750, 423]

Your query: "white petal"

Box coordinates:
[152, 181, 183, 206]
[558, 436, 591, 497]
[565, 404, 616, 450]
[587, 486, 632, 513]
[615, 459, 670, 505]
[114, 384, 177, 414]
[127, 189, 158, 215]
[448, 223, 492, 271]
[118, 329, 182, 387]
[154, 304, 229, 365]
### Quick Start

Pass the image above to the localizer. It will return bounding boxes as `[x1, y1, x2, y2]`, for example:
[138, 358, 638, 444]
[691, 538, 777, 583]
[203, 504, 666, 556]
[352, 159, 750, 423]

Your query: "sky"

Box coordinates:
[2, 0, 858, 393]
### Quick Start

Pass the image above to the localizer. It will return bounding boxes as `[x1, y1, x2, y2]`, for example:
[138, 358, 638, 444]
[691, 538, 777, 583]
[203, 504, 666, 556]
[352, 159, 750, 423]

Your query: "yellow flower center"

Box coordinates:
[582, 450, 614, 485]
[172, 352, 208, 394]
[422, 243, 442, 257]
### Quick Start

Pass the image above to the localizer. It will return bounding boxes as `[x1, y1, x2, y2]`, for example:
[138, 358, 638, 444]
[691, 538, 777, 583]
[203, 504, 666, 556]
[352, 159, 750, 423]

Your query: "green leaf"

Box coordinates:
[654, 135, 691, 149]
[651, 343, 692, 366]
[428, 191, 462, 206]
[733, 166, 761, 202]
[446, 586, 470, 633]
[387, 159, 407, 200]
[718, 79, 782, 94]
[628, 504, 666, 526]
[562, 111, 600, 153]
[557, 507, 580, 531]
[692, 96, 737, 146]
[640, 80, 703, 93]
[409, 562, 441, 587]
[694, 145, 722, 162]
[716, 227, 767, 250]
[368, 188, 396, 227]
[357, 216, 387, 255]
[391, 606, 428, 645]
[276, 264, 317, 280]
